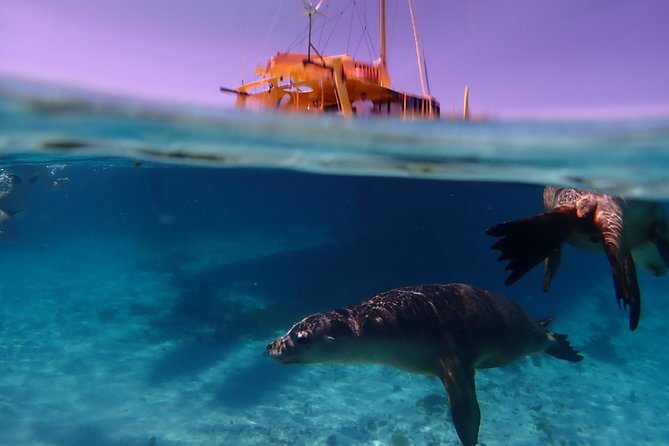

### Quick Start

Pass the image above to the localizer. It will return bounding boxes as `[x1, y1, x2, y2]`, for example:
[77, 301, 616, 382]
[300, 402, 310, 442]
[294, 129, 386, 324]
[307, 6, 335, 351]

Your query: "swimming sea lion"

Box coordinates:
[0, 165, 62, 240]
[0, 165, 56, 214]
[487, 186, 669, 331]
[267, 283, 583, 446]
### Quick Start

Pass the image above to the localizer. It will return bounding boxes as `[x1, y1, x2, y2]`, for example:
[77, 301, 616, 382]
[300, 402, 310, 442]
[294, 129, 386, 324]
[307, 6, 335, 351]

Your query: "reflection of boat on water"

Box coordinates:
[221, 0, 469, 120]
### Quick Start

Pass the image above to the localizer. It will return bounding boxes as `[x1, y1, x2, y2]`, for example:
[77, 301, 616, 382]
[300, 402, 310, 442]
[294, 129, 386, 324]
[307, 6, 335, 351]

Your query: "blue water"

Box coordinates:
[1, 80, 669, 445]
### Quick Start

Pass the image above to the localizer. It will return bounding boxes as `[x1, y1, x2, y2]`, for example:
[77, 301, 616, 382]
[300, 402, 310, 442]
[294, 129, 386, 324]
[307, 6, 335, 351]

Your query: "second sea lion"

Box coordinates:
[487, 186, 669, 330]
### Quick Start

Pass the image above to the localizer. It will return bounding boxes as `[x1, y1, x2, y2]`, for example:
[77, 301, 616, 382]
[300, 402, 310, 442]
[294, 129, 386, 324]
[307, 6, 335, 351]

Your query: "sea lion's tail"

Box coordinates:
[486, 208, 577, 286]
[539, 316, 584, 362]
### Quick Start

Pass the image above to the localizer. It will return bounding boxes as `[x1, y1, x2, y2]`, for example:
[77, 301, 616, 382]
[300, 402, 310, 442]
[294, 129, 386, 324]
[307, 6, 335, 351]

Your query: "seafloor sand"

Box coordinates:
[1, 233, 668, 446]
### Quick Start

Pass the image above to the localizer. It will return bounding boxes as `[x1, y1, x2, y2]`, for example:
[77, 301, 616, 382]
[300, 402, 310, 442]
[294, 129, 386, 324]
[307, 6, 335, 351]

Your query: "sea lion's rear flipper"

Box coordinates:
[538, 318, 585, 362]
[543, 247, 562, 291]
[594, 207, 641, 331]
[545, 331, 584, 362]
[439, 357, 479, 446]
[487, 206, 578, 286]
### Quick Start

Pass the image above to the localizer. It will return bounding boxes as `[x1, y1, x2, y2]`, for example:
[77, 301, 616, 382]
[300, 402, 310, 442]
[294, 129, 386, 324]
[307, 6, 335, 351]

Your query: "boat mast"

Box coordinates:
[407, 0, 427, 97]
[307, 11, 313, 61]
[303, 0, 325, 62]
[379, 0, 387, 69]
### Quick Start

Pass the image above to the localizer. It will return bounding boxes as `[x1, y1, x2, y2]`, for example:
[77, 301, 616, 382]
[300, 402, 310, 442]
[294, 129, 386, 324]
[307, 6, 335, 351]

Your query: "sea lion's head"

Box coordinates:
[267, 310, 357, 364]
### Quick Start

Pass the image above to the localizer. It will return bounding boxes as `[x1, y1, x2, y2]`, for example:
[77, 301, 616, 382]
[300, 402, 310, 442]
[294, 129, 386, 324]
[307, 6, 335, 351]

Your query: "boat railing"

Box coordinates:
[351, 63, 380, 84]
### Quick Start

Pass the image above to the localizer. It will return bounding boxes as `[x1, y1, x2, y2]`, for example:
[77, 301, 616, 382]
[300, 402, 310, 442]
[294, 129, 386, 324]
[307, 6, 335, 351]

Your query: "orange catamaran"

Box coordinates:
[221, 0, 469, 120]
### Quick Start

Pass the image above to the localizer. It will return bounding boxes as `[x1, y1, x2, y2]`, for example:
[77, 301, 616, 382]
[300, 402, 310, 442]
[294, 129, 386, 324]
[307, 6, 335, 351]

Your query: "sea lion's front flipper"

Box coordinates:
[594, 206, 641, 331]
[655, 236, 669, 268]
[634, 243, 667, 276]
[650, 221, 669, 268]
[487, 206, 577, 286]
[439, 357, 479, 446]
[543, 247, 562, 291]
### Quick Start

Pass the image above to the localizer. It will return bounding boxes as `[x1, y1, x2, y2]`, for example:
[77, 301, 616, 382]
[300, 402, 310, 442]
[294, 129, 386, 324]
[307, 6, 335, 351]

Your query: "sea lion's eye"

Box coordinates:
[9, 174, 21, 184]
[29, 176, 39, 184]
[293, 331, 311, 345]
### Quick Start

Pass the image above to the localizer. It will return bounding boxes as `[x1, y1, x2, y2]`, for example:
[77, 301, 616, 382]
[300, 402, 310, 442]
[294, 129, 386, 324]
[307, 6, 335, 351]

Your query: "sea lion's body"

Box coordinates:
[544, 187, 669, 273]
[267, 283, 582, 446]
[488, 187, 669, 331]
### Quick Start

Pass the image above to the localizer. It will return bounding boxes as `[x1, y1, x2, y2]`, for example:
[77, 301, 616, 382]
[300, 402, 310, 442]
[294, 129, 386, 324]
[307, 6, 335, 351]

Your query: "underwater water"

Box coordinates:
[1, 80, 669, 446]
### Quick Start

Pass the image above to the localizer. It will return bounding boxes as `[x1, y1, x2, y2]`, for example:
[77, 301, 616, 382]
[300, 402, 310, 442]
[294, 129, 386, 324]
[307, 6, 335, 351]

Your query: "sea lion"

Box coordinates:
[487, 186, 669, 331]
[0, 165, 62, 240]
[267, 283, 583, 446]
[0, 165, 56, 214]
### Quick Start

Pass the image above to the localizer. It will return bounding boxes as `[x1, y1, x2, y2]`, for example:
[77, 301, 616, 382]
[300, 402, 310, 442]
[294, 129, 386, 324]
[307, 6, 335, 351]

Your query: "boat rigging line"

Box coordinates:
[316, 1, 329, 49]
[259, 0, 286, 70]
[407, 0, 427, 97]
[351, 0, 378, 61]
[422, 50, 431, 97]
[321, 5, 349, 54]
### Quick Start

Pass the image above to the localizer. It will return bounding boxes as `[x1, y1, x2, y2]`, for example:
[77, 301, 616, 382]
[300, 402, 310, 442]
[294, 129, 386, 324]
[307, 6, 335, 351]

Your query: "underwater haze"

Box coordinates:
[1, 82, 669, 446]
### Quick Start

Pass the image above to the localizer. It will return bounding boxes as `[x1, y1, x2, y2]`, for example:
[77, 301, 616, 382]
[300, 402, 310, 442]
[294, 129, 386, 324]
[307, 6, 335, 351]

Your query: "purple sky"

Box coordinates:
[2, 0, 668, 117]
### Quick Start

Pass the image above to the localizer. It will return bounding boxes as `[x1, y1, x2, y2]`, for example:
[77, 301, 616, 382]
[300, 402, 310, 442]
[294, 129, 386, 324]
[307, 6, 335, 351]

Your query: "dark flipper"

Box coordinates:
[487, 206, 578, 286]
[650, 222, 669, 267]
[539, 317, 584, 362]
[603, 243, 640, 331]
[594, 207, 641, 331]
[655, 236, 669, 267]
[543, 247, 562, 291]
[545, 332, 584, 362]
[439, 356, 479, 446]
